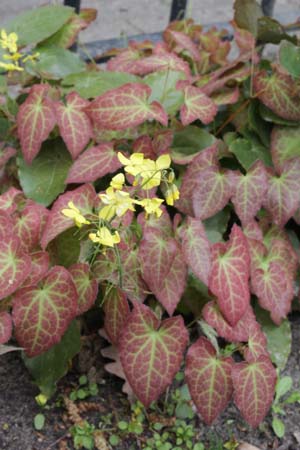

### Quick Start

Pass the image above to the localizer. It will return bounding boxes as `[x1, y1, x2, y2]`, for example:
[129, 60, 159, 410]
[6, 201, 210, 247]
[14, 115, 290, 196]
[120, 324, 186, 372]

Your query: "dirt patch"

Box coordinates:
[0, 315, 299, 450]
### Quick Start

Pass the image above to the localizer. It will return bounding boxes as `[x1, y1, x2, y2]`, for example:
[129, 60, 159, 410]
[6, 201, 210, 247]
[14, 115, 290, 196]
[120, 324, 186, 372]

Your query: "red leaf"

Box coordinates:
[139, 230, 177, 292]
[180, 85, 217, 126]
[12, 202, 42, 253]
[254, 69, 300, 121]
[232, 356, 277, 427]
[106, 47, 142, 73]
[0, 211, 14, 238]
[192, 166, 232, 220]
[120, 248, 148, 303]
[86, 83, 167, 130]
[251, 262, 294, 325]
[133, 135, 156, 159]
[41, 183, 97, 249]
[0, 312, 13, 345]
[55, 92, 93, 159]
[180, 217, 211, 285]
[211, 87, 240, 105]
[69, 263, 98, 315]
[203, 302, 258, 342]
[185, 337, 233, 425]
[17, 84, 56, 164]
[0, 235, 32, 301]
[270, 125, 300, 172]
[153, 244, 187, 316]
[229, 161, 268, 225]
[166, 30, 200, 61]
[131, 52, 191, 77]
[13, 266, 78, 357]
[119, 304, 188, 407]
[176, 144, 219, 216]
[0, 188, 23, 214]
[209, 225, 250, 326]
[66, 142, 122, 183]
[244, 325, 270, 363]
[263, 158, 300, 227]
[22, 251, 50, 287]
[103, 287, 130, 345]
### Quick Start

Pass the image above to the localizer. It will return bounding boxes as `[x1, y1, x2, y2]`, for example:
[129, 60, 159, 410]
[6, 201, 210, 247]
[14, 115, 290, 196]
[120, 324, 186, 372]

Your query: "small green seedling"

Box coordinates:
[71, 420, 95, 450]
[271, 375, 300, 438]
[70, 375, 99, 401]
[33, 413, 45, 431]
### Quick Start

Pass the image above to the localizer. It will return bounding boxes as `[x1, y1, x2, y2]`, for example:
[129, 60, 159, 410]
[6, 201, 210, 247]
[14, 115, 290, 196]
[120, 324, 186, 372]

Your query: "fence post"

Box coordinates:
[261, 0, 276, 16]
[63, 0, 81, 14]
[169, 0, 188, 22]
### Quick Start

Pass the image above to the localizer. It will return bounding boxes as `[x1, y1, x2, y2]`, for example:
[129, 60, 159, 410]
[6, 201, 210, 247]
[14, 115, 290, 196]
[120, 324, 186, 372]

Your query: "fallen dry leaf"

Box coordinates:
[238, 443, 262, 450]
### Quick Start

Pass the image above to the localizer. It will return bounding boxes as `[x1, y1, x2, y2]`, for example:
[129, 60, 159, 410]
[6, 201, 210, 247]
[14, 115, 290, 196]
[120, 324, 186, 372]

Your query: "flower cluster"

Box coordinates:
[61, 153, 180, 251]
[0, 29, 39, 72]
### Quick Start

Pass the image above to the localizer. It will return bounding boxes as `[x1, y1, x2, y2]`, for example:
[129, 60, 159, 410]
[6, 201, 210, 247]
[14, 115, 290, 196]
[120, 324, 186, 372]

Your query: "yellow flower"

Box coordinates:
[118, 152, 171, 190]
[99, 187, 137, 221]
[110, 173, 125, 190]
[22, 52, 40, 63]
[61, 201, 90, 228]
[3, 52, 22, 61]
[165, 184, 180, 206]
[89, 227, 120, 247]
[0, 61, 23, 72]
[138, 197, 164, 218]
[0, 30, 18, 53]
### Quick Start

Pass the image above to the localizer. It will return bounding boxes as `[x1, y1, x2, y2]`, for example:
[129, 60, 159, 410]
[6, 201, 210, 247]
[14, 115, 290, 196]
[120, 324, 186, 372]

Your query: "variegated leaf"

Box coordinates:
[41, 183, 97, 249]
[0, 235, 32, 301]
[0, 145, 16, 168]
[119, 303, 188, 407]
[254, 69, 300, 121]
[263, 158, 300, 227]
[0, 188, 23, 214]
[232, 356, 277, 427]
[180, 217, 211, 285]
[193, 166, 232, 220]
[271, 126, 300, 172]
[17, 84, 56, 164]
[229, 161, 268, 225]
[244, 325, 270, 363]
[22, 251, 50, 287]
[55, 92, 93, 159]
[86, 83, 167, 130]
[13, 266, 78, 357]
[180, 85, 217, 126]
[104, 287, 130, 345]
[185, 337, 234, 424]
[209, 225, 250, 325]
[203, 302, 258, 342]
[69, 263, 98, 315]
[66, 142, 122, 183]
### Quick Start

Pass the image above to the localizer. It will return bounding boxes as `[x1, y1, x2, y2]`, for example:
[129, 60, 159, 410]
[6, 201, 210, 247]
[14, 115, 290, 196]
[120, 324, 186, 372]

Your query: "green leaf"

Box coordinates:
[26, 47, 85, 80]
[272, 417, 285, 438]
[62, 71, 140, 98]
[48, 227, 81, 268]
[234, 0, 262, 37]
[18, 138, 72, 207]
[279, 41, 300, 79]
[171, 126, 215, 164]
[257, 17, 296, 45]
[259, 104, 299, 126]
[285, 391, 300, 404]
[255, 306, 292, 370]
[23, 320, 80, 397]
[203, 207, 230, 243]
[6, 5, 74, 46]
[275, 376, 293, 402]
[34, 414, 45, 431]
[229, 137, 272, 170]
[248, 101, 271, 147]
[109, 435, 120, 446]
[144, 70, 185, 115]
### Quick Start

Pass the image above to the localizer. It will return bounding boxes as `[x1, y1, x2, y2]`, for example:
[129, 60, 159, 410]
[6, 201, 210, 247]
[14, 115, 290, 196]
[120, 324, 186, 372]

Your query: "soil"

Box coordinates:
[0, 315, 299, 450]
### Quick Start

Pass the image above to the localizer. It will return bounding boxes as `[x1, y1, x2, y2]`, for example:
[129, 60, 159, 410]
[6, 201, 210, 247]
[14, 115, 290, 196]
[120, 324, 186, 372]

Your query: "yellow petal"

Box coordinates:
[118, 152, 131, 166]
[110, 173, 125, 190]
[156, 154, 171, 170]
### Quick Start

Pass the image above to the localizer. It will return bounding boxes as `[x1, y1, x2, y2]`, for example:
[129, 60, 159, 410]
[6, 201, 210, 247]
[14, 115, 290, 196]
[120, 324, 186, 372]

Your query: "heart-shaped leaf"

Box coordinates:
[22, 251, 50, 287]
[69, 263, 98, 315]
[209, 225, 250, 325]
[185, 337, 233, 424]
[103, 287, 130, 346]
[180, 85, 217, 126]
[17, 84, 56, 164]
[55, 92, 92, 159]
[13, 266, 78, 357]
[66, 143, 122, 184]
[271, 126, 300, 172]
[232, 356, 277, 427]
[119, 304, 188, 407]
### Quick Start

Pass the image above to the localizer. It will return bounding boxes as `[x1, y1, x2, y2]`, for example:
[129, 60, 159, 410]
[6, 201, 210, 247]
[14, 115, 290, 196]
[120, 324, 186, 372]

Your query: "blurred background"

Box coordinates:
[0, 0, 299, 43]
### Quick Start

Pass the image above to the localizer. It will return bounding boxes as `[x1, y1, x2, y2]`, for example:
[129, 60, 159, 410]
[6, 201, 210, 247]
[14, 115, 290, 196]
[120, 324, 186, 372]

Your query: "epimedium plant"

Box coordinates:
[0, 0, 300, 433]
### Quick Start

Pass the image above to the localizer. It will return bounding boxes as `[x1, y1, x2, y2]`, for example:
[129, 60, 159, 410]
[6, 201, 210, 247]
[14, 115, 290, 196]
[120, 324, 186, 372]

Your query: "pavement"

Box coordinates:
[0, 0, 299, 44]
